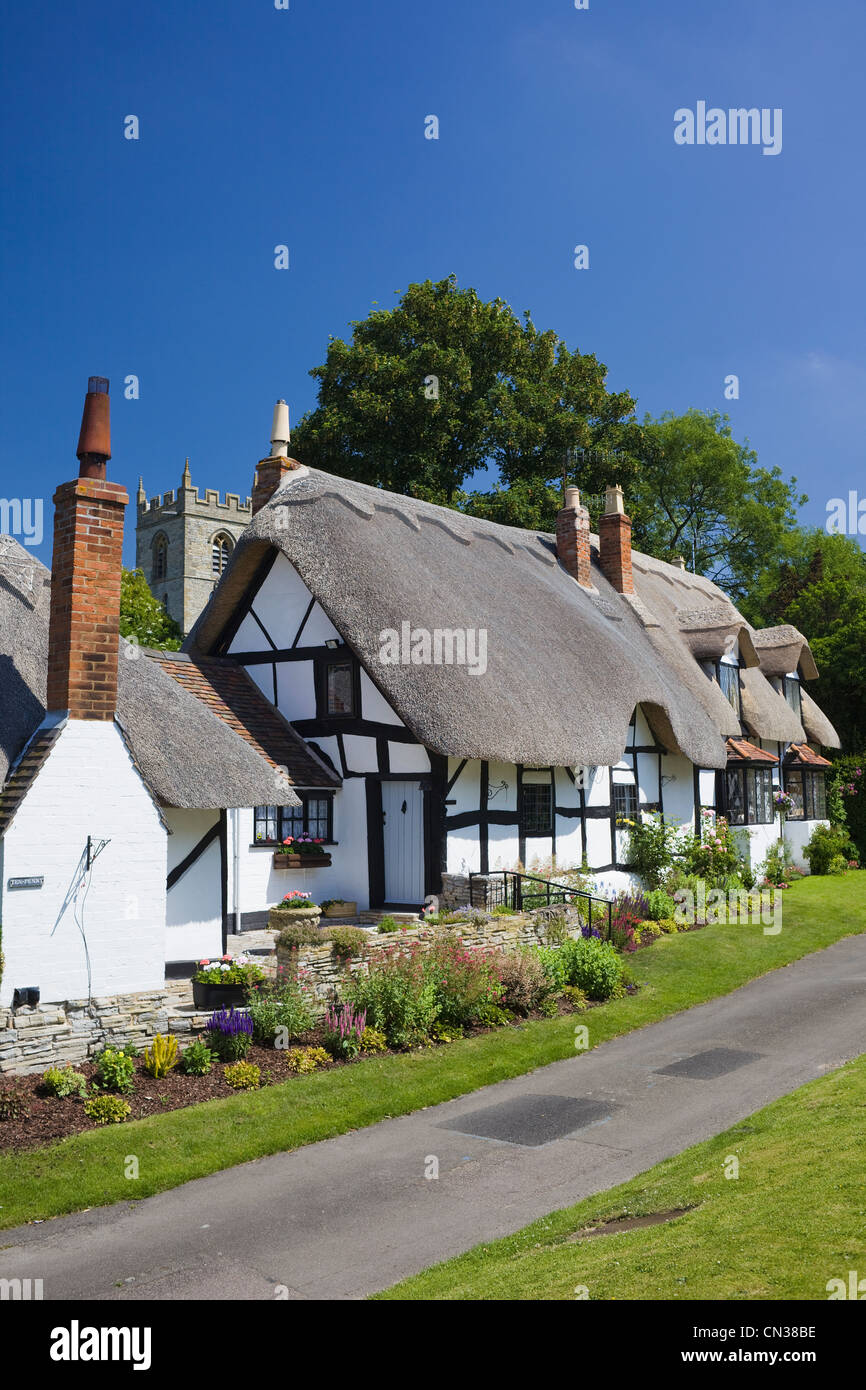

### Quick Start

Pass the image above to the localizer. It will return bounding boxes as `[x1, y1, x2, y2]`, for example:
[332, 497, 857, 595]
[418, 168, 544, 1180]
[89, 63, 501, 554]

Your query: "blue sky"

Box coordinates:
[1, 0, 864, 566]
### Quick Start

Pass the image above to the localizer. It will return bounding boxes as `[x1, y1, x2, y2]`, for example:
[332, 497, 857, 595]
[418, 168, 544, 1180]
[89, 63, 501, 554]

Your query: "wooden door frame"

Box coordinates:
[367, 773, 439, 910]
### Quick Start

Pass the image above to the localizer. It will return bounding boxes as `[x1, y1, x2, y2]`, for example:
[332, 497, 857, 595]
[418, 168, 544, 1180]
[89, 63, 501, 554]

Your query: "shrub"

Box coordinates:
[498, 947, 558, 1016]
[376, 915, 400, 933]
[329, 926, 369, 961]
[440, 907, 492, 926]
[323, 1002, 367, 1059]
[277, 922, 329, 951]
[761, 839, 793, 887]
[273, 891, 318, 910]
[84, 1094, 131, 1125]
[683, 814, 742, 887]
[624, 813, 682, 888]
[655, 916, 681, 934]
[490, 904, 513, 917]
[179, 1036, 215, 1076]
[424, 935, 505, 1027]
[643, 888, 677, 921]
[285, 1046, 330, 1074]
[224, 1061, 261, 1090]
[42, 1064, 88, 1098]
[635, 920, 662, 943]
[558, 937, 625, 1000]
[359, 1026, 388, 1053]
[93, 1045, 137, 1094]
[562, 984, 588, 1010]
[143, 1034, 179, 1079]
[804, 822, 856, 875]
[206, 1007, 253, 1061]
[245, 968, 316, 1045]
[0, 1084, 27, 1121]
[344, 944, 440, 1049]
[536, 944, 568, 991]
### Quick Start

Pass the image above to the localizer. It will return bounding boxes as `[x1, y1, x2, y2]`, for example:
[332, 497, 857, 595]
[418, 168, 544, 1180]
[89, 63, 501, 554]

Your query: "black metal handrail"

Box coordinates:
[469, 870, 613, 938]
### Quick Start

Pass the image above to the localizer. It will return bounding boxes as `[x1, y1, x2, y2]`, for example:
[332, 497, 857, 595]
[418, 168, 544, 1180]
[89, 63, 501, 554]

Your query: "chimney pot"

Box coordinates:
[76, 375, 111, 478]
[598, 481, 634, 594]
[251, 399, 300, 514]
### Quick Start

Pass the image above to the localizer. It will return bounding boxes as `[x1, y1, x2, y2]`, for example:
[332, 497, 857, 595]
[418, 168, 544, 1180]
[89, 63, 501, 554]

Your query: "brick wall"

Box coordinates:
[46, 477, 128, 717]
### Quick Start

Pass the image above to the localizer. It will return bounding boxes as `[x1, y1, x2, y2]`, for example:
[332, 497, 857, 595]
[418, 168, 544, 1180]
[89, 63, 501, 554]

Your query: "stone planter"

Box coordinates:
[192, 980, 249, 1011]
[322, 901, 357, 918]
[273, 852, 332, 869]
[268, 905, 324, 934]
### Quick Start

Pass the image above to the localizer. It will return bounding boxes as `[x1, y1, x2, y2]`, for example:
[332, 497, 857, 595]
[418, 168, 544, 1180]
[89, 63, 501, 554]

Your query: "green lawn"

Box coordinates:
[376, 1052, 866, 1300]
[1, 872, 864, 1231]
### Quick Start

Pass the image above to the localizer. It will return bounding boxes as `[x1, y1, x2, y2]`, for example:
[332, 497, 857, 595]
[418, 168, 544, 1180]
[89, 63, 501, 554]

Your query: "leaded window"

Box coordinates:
[253, 795, 334, 844]
[718, 661, 742, 719]
[521, 781, 553, 836]
[724, 767, 774, 825]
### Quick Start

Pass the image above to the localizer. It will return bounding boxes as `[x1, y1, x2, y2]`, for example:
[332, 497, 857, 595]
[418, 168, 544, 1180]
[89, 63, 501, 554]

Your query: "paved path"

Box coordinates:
[2, 935, 865, 1300]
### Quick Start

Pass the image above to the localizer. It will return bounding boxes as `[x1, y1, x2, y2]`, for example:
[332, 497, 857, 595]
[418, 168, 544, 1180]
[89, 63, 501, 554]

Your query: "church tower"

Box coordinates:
[135, 460, 252, 636]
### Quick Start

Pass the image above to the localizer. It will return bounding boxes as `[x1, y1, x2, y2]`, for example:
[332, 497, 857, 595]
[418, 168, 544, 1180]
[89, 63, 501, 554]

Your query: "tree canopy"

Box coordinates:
[120, 568, 182, 651]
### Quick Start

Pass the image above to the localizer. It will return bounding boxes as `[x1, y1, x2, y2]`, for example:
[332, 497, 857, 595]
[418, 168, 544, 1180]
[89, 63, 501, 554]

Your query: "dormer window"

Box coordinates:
[717, 661, 742, 720]
[783, 675, 802, 719]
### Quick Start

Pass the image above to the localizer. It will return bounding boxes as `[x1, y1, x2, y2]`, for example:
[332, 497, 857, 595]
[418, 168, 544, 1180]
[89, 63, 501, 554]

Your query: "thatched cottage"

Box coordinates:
[0, 382, 840, 1011]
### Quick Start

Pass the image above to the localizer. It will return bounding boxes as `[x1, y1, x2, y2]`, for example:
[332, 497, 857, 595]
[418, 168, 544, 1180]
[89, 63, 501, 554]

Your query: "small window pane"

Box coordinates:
[784, 678, 802, 718]
[719, 663, 741, 718]
[613, 782, 638, 822]
[326, 662, 354, 715]
[254, 806, 278, 842]
[279, 804, 305, 838]
[725, 770, 745, 824]
[813, 773, 827, 820]
[756, 769, 774, 823]
[786, 771, 805, 819]
[522, 782, 553, 835]
[306, 797, 330, 839]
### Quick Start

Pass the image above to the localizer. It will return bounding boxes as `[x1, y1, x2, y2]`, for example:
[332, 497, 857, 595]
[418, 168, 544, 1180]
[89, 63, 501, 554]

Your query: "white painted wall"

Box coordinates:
[0, 721, 166, 1007]
[164, 809, 222, 960]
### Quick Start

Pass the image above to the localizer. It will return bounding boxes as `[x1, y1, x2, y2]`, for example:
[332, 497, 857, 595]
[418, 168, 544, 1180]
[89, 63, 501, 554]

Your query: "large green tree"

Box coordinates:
[741, 531, 866, 750]
[626, 410, 805, 602]
[292, 276, 636, 504]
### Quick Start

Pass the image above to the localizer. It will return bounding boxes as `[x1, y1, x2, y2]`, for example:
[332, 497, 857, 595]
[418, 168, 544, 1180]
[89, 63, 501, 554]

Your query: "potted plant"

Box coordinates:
[192, 954, 265, 1009]
[320, 897, 358, 919]
[267, 890, 323, 934]
[273, 835, 332, 868]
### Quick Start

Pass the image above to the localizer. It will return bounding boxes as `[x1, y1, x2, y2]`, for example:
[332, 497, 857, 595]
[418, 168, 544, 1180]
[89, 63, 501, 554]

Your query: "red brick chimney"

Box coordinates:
[555, 487, 593, 588]
[251, 398, 301, 515]
[598, 483, 634, 594]
[46, 378, 129, 719]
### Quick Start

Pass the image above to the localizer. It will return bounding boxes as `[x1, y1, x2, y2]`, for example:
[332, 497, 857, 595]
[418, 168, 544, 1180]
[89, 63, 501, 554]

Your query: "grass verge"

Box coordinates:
[1, 872, 864, 1231]
[376, 1052, 866, 1300]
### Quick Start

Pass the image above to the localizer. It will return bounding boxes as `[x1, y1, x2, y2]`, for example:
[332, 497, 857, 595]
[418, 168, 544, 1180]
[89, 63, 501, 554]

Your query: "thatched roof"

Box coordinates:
[187, 466, 840, 768]
[800, 687, 840, 748]
[0, 537, 310, 811]
[750, 624, 819, 680]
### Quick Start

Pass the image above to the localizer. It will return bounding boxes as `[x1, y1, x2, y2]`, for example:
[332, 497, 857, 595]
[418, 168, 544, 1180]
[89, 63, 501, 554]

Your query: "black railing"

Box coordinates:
[470, 870, 613, 939]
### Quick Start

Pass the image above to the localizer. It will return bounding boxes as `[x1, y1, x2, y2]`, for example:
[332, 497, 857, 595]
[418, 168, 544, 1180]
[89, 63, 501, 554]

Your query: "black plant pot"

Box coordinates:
[192, 980, 249, 1010]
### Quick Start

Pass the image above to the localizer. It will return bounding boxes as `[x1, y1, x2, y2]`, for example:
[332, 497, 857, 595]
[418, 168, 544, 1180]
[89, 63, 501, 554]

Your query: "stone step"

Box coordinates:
[357, 910, 422, 925]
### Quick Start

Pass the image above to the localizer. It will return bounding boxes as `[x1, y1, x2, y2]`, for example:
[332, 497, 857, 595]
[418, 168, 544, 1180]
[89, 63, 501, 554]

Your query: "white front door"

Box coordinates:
[382, 780, 425, 905]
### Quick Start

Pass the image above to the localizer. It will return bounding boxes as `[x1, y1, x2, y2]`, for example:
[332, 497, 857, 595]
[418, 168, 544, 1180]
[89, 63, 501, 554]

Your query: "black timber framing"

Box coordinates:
[212, 549, 278, 656]
[167, 818, 221, 892]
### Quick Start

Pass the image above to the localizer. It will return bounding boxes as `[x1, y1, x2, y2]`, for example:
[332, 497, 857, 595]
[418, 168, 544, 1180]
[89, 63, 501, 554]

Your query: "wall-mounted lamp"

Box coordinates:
[325, 639, 342, 650]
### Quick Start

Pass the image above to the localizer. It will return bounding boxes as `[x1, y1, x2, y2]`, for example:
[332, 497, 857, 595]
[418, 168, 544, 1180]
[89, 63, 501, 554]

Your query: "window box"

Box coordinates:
[273, 851, 332, 869]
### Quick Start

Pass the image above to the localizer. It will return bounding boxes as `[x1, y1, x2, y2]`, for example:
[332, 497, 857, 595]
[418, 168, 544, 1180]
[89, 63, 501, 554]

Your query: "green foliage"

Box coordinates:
[0, 1083, 27, 1121]
[376, 915, 401, 933]
[143, 1034, 179, 1079]
[828, 756, 866, 857]
[683, 815, 743, 887]
[761, 839, 793, 887]
[562, 984, 588, 1010]
[223, 1061, 261, 1091]
[284, 1046, 330, 1074]
[490, 904, 514, 917]
[558, 937, 625, 1000]
[245, 971, 316, 1044]
[41, 1065, 88, 1098]
[119, 567, 182, 651]
[742, 532, 866, 750]
[93, 1045, 137, 1094]
[83, 1094, 131, 1125]
[293, 276, 635, 507]
[536, 945, 569, 991]
[642, 888, 677, 921]
[628, 410, 805, 604]
[359, 1027, 388, 1053]
[328, 926, 370, 960]
[804, 823, 856, 875]
[206, 1026, 251, 1062]
[179, 1037, 215, 1076]
[344, 946, 441, 1049]
[277, 923, 328, 950]
[624, 814, 682, 889]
